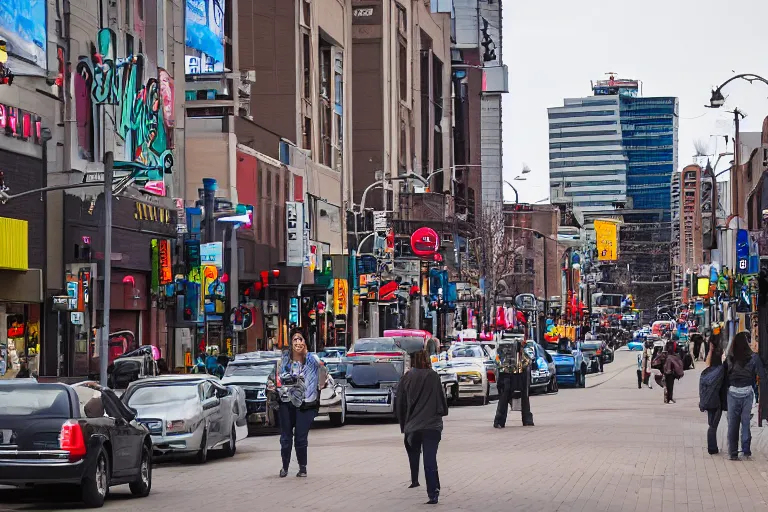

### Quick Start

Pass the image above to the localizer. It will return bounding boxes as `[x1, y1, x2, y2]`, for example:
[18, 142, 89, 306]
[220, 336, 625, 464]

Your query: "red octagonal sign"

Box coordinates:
[410, 227, 440, 257]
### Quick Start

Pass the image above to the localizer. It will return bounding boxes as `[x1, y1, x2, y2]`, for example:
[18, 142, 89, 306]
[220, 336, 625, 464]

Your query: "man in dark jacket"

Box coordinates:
[493, 340, 533, 428]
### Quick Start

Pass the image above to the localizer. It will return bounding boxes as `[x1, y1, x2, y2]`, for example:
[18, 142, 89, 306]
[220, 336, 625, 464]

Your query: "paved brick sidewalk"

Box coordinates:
[3, 349, 768, 512]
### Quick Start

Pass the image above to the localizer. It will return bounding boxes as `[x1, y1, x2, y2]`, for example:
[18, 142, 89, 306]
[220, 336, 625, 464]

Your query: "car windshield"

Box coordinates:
[127, 383, 199, 405]
[0, 386, 71, 416]
[319, 348, 346, 358]
[450, 346, 485, 359]
[352, 338, 398, 352]
[346, 362, 402, 386]
[392, 337, 426, 354]
[224, 362, 275, 378]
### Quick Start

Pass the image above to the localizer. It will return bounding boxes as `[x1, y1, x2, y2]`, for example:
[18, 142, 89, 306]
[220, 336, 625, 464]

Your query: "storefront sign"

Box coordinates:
[174, 198, 188, 234]
[286, 202, 305, 267]
[151, 240, 160, 290]
[158, 239, 172, 284]
[0, 104, 43, 145]
[334, 279, 348, 315]
[410, 227, 440, 257]
[289, 297, 300, 326]
[0, 217, 28, 271]
[134, 201, 173, 224]
[200, 242, 223, 268]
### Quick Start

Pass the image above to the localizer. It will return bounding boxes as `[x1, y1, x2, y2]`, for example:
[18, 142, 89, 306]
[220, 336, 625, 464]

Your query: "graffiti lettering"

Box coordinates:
[75, 28, 175, 192]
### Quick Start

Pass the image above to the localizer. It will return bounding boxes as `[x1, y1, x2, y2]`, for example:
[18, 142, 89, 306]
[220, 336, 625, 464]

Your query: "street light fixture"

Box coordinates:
[707, 73, 768, 109]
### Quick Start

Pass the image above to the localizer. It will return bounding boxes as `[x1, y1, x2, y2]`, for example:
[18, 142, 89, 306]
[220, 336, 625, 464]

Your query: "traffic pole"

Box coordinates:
[100, 152, 113, 387]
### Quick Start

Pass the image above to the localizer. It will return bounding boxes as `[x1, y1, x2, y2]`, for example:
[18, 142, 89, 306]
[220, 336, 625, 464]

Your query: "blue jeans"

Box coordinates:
[727, 390, 754, 457]
[278, 403, 317, 468]
[405, 430, 441, 500]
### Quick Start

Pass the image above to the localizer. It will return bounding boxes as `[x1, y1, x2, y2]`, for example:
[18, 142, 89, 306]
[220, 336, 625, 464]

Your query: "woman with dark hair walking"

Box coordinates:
[726, 331, 768, 460]
[396, 350, 448, 505]
[270, 329, 324, 477]
[699, 335, 726, 454]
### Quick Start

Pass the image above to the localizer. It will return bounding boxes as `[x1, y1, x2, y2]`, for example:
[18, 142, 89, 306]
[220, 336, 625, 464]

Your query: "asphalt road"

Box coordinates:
[3, 349, 768, 512]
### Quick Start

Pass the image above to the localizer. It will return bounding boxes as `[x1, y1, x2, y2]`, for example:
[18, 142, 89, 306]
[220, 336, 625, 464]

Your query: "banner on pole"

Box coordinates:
[594, 219, 619, 261]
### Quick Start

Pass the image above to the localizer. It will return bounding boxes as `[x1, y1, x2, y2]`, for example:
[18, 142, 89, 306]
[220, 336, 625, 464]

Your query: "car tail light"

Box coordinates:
[486, 370, 496, 383]
[59, 420, 87, 461]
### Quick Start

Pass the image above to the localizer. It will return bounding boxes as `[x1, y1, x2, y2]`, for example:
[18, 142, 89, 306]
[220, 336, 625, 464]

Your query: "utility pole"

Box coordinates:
[100, 152, 114, 387]
[731, 108, 744, 218]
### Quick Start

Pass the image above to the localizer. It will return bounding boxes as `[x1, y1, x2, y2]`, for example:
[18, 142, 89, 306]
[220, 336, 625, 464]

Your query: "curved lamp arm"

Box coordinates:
[709, 73, 768, 108]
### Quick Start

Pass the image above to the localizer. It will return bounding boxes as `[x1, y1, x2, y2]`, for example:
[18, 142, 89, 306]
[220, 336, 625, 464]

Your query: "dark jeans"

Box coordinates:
[665, 374, 675, 402]
[405, 430, 441, 500]
[278, 403, 317, 469]
[727, 390, 754, 457]
[637, 369, 642, 389]
[494, 373, 533, 427]
[706, 408, 722, 454]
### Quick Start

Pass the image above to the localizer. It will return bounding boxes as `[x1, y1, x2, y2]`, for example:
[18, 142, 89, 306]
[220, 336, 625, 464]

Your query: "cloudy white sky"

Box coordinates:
[501, 0, 768, 203]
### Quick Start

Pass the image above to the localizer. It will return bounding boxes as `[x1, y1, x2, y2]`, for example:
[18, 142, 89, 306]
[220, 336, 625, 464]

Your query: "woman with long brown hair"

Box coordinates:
[271, 329, 324, 477]
[396, 350, 448, 505]
[726, 331, 768, 460]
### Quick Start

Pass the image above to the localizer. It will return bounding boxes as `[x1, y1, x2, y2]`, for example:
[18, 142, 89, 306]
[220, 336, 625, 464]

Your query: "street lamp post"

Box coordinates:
[706, 73, 768, 219]
[503, 168, 530, 204]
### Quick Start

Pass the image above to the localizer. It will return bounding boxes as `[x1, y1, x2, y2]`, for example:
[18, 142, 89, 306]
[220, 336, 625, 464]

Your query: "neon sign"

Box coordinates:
[0, 104, 42, 145]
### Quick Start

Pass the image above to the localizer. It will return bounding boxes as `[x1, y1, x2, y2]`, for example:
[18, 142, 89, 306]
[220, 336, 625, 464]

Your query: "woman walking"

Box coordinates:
[270, 329, 323, 477]
[396, 350, 448, 505]
[726, 331, 767, 460]
[658, 340, 683, 403]
[699, 336, 726, 454]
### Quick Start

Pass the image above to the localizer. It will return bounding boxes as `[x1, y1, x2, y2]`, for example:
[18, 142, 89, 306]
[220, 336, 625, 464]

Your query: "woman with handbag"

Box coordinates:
[699, 337, 726, 454]
[270, 329, 324, 477]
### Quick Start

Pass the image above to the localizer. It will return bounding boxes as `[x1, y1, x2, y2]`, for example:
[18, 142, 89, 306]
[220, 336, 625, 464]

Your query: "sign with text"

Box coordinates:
[200, 242, 223, 268]
[594, 219, 619, 261]
[158, 239, 173, 284]
[286, 202, 305, 267]
[334, 279, 348, 316]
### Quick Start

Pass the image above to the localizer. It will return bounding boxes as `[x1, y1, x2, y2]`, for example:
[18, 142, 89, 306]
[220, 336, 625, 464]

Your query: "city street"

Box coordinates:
[3, 349, 768, 512]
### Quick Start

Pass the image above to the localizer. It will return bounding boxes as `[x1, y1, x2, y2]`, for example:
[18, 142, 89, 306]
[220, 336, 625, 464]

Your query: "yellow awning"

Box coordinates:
[0, 217, 29, 271]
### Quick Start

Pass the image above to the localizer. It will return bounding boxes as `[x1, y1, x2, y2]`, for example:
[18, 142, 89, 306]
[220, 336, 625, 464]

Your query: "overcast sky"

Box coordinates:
[501, 0, 768, 204]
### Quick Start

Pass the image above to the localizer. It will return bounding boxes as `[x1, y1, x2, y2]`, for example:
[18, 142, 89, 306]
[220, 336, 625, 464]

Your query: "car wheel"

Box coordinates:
[222, 425, 236, 457]
[129, 443, 152, 497]
[81, 447, 109, 508]
[579, 366, 587, 388]
[195, 429, 208, 464]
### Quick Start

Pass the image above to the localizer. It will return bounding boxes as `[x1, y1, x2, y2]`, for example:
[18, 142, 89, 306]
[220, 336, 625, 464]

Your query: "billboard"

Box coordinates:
[594, 220, 618, 261]
[185, 0, 225, 74]
[0, 0, 47, 75]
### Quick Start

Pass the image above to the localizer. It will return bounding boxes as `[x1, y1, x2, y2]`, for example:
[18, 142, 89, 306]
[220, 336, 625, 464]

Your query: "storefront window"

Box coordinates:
[1, 304, 40, 378]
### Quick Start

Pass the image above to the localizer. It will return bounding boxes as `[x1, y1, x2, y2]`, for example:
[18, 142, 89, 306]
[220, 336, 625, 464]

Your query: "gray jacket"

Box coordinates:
[395, 368, 448, 435]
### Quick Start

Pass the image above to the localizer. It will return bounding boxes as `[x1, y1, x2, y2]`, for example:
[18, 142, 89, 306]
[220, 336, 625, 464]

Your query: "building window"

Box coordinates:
[432, 56, 443, 174]
[319, 40, 332, 167]
[303, 33, 311, 101]
[420, 46, 430, 173]
[303, 117, 312, 153]
[333, 51, 344, 173]
[396, 3, 407, 103]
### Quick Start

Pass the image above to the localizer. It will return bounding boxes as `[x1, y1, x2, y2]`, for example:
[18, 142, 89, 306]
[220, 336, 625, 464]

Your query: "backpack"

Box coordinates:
[699, 365, 725, 411]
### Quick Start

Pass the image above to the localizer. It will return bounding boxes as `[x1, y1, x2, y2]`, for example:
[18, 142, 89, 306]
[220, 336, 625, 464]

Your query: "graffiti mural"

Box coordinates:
[75, 28, 175, 190]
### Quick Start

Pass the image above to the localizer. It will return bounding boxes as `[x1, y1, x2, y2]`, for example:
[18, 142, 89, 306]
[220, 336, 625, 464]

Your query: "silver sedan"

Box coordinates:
[122, 375, 244, 463]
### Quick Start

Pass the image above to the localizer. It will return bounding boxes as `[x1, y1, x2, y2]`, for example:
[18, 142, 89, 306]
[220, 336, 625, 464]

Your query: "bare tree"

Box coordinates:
[467, 204, 522, 329]
[693, 138, 710, 164]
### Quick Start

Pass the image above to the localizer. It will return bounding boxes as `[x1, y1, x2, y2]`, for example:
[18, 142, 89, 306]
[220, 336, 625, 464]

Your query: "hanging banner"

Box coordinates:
[159, 239, 173, 284]
[736, 229, 749, 274]
[151, 239, 160, 291]
[286, 202, 305, 267]
[200, 241, 223, 268]
[334, 279, 348, 315]
[594, 219, 618, 261]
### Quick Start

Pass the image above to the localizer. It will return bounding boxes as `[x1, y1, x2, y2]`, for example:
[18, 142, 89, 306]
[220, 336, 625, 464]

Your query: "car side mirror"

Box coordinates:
[203, 398, 220, 410]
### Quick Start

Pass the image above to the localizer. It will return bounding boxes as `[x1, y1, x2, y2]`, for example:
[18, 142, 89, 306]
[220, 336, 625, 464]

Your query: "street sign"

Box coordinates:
[373, 211, 388, 233]
[83, 172, 104, 183]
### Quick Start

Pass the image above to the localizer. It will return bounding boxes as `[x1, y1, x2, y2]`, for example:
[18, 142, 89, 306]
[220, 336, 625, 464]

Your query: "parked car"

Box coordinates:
[107, 346, 159, 394]
[122, 375, 244, 463]
[581, 338, 611, 373]
[0, 380, 152, 508]
[544, 338, 587, 388]
[524, 341, 558, 394]
[221, 352, 282, 431]
[449, 342, 498, 400]
[339, 356, 404, 418]
[383, 329, 439, 357]
[318, 346, 347, 362]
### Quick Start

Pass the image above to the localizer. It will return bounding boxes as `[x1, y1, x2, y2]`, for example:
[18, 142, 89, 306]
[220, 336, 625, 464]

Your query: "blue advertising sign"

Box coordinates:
[200, 242, 223, 268]
[289, 297, 299, 326]
[185, 0, 225, 74]
[736, 229, 749, 274]
[0, 0, 47, 75]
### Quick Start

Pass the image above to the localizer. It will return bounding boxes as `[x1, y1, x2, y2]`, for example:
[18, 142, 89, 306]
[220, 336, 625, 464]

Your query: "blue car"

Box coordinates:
[627, 340, 645, 351]
[545, 340, 587, 388]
